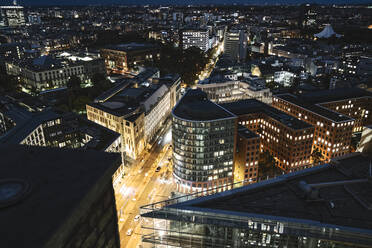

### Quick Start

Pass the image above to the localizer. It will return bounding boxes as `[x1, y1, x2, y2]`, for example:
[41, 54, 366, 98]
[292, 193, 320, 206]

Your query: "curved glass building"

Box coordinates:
[172, 89, 237, 193]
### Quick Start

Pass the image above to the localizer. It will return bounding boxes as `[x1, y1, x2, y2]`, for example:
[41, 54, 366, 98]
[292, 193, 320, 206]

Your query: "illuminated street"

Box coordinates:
[114, 124, 176, 248]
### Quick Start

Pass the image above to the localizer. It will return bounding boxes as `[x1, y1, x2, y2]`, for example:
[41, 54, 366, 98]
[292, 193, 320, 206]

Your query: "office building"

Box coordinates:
[87, 68, 181, 159]
[0, 145, 121, 248]
[171, 89, 312, 193]
[172, 89, 237, 193]
[273, 88, 372, 162]
[224, 30, 247, 62]
[181, 29, 209, 52]
[141, 153, 372, 248]
[221, 99, 314, 174]
[0, 5, 25, 27]
[100, 43, 160, 74]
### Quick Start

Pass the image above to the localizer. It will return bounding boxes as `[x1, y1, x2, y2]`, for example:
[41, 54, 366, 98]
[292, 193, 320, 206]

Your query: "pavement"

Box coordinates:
[114, 124, 176, 248]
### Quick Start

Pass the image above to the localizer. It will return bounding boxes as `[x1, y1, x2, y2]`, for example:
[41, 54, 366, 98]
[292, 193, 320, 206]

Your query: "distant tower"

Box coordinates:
[13, 0, 17, 6]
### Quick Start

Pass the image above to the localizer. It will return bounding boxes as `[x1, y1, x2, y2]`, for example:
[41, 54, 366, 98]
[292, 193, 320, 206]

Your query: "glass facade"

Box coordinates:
[172, 115, 236, 190]
[140, 189, 372, 248]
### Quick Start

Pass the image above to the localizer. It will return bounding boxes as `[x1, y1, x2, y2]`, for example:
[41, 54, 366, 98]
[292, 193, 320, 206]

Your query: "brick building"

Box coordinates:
[273, 88, 372, 162]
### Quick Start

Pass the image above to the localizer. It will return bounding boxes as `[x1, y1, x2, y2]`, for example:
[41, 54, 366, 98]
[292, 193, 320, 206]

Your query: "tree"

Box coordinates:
[311, 148, 323, 165]
[0, 73, 18, 92]
[258, 151, 282, 180]
[67, 75, 81, 91]
[91, 73, 112, 97]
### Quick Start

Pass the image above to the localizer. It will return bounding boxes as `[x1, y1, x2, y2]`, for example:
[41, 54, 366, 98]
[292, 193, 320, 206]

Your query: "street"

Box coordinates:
[114, 125, 176, 248]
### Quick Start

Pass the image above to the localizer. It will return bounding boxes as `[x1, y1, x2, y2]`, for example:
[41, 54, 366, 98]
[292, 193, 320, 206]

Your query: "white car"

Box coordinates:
[134, 215, 141, 222]
[127, 228, 133, 236]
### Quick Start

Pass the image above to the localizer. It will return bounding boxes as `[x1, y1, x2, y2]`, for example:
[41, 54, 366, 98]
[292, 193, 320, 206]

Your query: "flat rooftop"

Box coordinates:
[275, 88, 372, 122]
[172, 89, 236, 121]
[103, 43, 158, 52]
[0, 145, 120, 248]
[221, 99, 312, 130]
[237, 125, 259, 139]
[276, 94, 353, 122]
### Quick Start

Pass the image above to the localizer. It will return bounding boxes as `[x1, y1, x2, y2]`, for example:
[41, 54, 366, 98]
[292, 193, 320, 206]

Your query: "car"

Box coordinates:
[155, 166, 161, 172]
[134, 215, 141, 222]
[126, 228, 133, 236]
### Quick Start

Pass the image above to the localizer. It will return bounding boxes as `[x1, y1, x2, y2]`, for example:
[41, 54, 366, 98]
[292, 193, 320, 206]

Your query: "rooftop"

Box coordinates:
[276, 93, 354, 122]
[103, 43, 158, 53]
[0, 145, 120, 248]
[221, 99, 312, 130]
[172, 89, 236, 121]
[237, 125, 259, 139]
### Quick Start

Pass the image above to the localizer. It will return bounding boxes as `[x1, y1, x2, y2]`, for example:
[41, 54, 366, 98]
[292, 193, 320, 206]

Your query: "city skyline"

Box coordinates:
[6, 0, 372, 6]
[0, 1, 371, 247]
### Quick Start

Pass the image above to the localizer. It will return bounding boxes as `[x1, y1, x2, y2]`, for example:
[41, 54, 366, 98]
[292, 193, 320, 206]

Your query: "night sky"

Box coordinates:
[11, 0, 372, 6]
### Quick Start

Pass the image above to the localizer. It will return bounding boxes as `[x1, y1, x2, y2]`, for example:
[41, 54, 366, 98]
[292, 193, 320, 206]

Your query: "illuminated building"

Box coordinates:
[197, 76, 272, 104]
[141, 153, 372, 248]
[234, 125, 260, 184]
[171, 89, 313, 193]
[273, 88, 372, 162]
[0, 5, 25, 27]
[181, 29, 209, 52]
[5, 54, 105, 91]
[100, 43, 160, 74]
[224, 30, 247, 62]
[172, 89, 237, 193]
[0, 145, 121, 248]
[221, 100, 314, 173]
[87, 69, 181, 159]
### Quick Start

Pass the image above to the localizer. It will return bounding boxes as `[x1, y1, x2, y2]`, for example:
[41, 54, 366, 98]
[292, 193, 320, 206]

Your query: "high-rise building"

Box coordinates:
[181, 29, 209, 52]
[0, 145, 121, 248]
[0, 5, 25, 27]
[273, 88, 372, 162]
[141, 153, 372, 248]
[224, 30, 247, 62]
[172, 89, 237, 193]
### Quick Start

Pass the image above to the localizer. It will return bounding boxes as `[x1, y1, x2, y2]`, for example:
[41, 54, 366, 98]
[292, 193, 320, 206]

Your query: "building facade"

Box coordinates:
[181, 29, 209, 52]
[87, 69, 181, 159]
[0, 5, 25, 27]
[172, 90, 236, 193]
[100, 43, 160, 74]
[224, 30, 247, 62]
[273, 89, 372, 162]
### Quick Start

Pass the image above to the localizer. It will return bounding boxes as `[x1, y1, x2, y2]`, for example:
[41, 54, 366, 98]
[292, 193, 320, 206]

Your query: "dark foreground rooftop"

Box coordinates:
[0, 145, 121, 247]
[142, 153, 372, 246]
